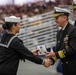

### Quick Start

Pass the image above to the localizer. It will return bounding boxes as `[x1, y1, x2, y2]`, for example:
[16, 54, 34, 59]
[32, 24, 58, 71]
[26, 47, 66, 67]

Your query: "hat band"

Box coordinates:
[73, 6, 76, 9]
[54, 13, 64, 17]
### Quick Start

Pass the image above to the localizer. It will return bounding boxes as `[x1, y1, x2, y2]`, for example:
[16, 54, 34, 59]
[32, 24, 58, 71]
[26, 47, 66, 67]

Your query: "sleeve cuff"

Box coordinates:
[42, 59, 45, 65]
[50, 56, 57, 65]
[55, 50, 66, 59]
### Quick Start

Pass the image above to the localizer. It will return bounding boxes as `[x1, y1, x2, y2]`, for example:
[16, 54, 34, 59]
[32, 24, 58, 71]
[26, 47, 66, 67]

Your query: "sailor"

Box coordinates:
[0, 16, 51, 75]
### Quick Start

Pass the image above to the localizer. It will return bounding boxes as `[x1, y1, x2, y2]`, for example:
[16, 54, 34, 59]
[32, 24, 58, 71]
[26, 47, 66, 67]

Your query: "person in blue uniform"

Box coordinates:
[0, 16, 51, 75]
[46, 7, 76, 75]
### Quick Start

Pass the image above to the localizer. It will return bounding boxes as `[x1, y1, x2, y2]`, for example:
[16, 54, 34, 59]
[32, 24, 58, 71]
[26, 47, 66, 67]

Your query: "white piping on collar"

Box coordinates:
[0, 35, 17, 48]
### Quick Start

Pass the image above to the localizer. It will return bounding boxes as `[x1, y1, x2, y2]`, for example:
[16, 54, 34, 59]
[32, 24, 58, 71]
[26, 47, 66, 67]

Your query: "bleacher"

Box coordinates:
[18, 11, 58, 51]
[17, 5, 73, 52]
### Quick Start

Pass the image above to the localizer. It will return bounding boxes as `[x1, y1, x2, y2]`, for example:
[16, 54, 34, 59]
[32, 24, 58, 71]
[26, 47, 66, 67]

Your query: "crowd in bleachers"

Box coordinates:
[0, 0, 73, 21]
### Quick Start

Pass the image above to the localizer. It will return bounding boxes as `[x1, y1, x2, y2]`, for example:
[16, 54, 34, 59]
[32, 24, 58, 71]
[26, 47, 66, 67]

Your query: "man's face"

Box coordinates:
[73, 9, 76, 18]
[54, 15, 65, 27]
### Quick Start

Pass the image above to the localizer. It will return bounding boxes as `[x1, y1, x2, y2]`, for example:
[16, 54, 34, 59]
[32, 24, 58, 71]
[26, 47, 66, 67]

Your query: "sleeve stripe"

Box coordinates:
[58, 50, 66, 58]
[52, 56, 57, 62]
[50, 56, 57, 65]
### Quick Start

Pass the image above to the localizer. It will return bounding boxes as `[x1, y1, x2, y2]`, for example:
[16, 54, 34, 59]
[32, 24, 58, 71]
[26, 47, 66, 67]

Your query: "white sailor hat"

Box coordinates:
[4, 16, 21, 23]
[54, 7, 71, 17]
[72, 1, 76, 9]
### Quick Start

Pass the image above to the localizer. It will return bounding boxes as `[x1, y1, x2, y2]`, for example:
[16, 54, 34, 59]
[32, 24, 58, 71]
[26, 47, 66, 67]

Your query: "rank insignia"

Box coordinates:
[64, 35, 68, 43]
[64, 35, 69, 49]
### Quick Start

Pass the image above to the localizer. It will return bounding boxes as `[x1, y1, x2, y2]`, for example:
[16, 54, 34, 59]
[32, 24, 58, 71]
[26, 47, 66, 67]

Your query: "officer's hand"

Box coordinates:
[45, 52, 55, 58]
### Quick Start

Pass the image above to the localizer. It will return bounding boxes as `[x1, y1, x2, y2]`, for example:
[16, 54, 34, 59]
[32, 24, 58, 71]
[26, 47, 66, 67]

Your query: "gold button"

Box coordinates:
[66, 62, 68, 64]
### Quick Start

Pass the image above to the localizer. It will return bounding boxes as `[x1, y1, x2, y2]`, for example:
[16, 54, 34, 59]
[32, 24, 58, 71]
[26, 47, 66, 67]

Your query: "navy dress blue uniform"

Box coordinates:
[0, 16, 44, 75]
[56, 23, 76, 75]
[0, 32, 44, 75]
[49, 7, 76, 75]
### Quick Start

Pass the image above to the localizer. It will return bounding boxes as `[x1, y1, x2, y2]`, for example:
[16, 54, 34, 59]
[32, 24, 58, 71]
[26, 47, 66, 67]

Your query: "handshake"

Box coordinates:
[32, 49, 55, 68]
